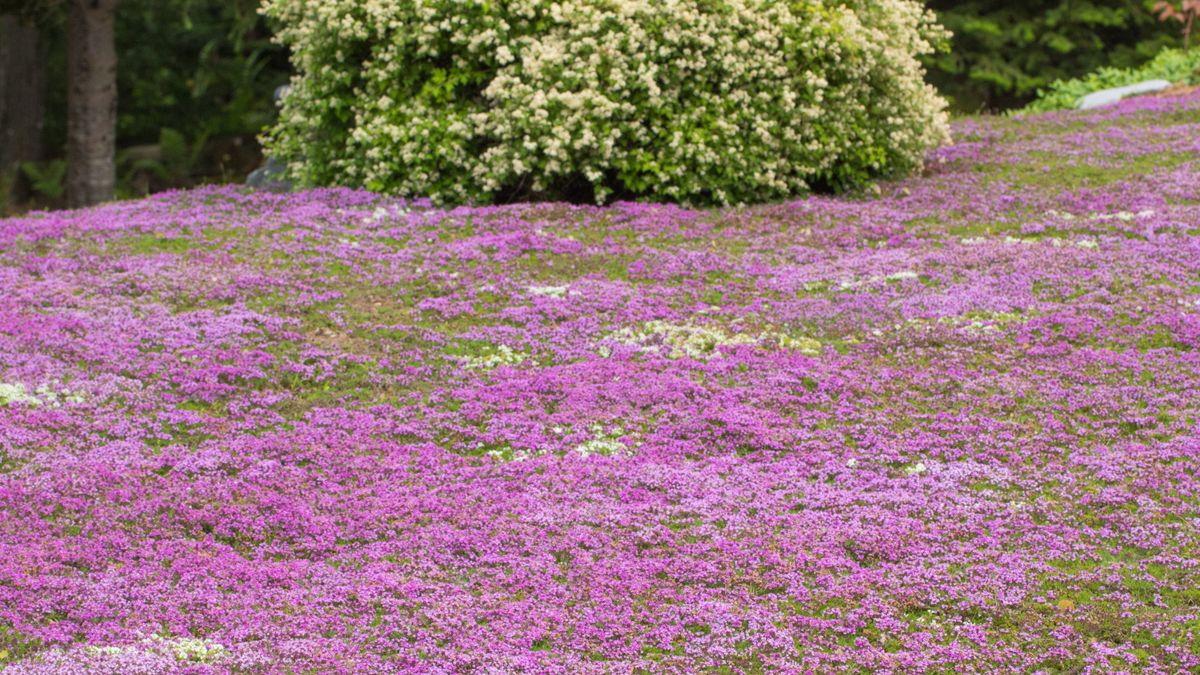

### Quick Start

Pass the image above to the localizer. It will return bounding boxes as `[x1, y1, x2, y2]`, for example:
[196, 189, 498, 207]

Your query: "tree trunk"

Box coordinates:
[66, 0, 118, 208]
[0, 14, 46, 177]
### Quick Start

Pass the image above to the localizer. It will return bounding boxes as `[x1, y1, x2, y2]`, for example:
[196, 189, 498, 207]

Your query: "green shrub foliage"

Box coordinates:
[926, 1, 1176, 111]
[114, 0, 289, 144]
[262, 0, 951, 206]
[1021, 47, 1200, 112]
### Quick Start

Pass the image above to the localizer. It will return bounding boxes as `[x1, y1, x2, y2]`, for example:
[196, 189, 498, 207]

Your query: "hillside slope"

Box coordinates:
[1, 92, 1200, 672]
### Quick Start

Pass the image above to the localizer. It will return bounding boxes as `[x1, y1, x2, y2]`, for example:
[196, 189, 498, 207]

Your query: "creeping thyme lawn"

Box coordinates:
[3, 92, 1200, 672]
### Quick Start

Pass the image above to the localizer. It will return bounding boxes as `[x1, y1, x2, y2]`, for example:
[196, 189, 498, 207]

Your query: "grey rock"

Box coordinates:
[1077, 80, 1172, 110]
[246, 85, 295, 192]
[246, 156, 291, 192]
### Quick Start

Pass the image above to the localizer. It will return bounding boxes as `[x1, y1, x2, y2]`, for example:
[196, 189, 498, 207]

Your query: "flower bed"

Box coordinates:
[1, 92, 1199, 672]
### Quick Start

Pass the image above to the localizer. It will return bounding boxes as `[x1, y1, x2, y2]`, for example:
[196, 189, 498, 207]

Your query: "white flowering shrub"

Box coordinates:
[261, 0, 951, 205]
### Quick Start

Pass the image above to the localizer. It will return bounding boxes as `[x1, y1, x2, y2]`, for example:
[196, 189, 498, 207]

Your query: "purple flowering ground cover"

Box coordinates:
[2, 94, 1200, 674]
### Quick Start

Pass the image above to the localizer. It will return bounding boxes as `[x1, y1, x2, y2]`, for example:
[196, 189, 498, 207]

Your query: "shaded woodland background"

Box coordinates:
[0, 0, 1188, 213]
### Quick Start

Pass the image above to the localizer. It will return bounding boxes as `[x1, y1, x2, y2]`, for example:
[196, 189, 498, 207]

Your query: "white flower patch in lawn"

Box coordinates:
[0, 382, 85, 407]
[338, 205, 409, 226]
[527, 285, 577, 299]
[607, 321, 758, 360]
[838, 270, 921, 290]
[478, 442, 534, 462]
[1049, 237, 1099, 249]
[777, 335, 823, 356]
[899, 311, 1026, 337]
[1086, 210, 1153, 223]
[606, 321, 822, 360]
[84, 646, 130, 658]
[0, 382, 40, 406]
[76, 636, 227, 667]
[51, 387, 88, 406]
[159, 636, 227, 663]
[969, 235, 1098, 250]
[962, 236, 1073, 247]
[1047, 210, 1078, 222]
[1002, 236, 1038, 246]
[479, 424, 633, 461]
[957, 311, 1026, 335]
[453, 343, 527, 371]
[950, 320, 996, 335]
[960, 236, 1031, 246]
[574, 424, 630, 458]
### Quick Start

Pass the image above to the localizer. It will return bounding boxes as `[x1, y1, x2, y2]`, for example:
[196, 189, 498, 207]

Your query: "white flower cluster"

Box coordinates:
[455, 343, 527, 371]
[0, 382, 39, 406]
[80, 636, 227, 664]
[527, 284, 575, 299]
[777, 334, 824, 356]
[574, 423, 629, 458]
[896, 311, 1027, 337]
[837, 269, 921, 290]
[261, 0, 950, 205]
[609, 321, 758, 360]
[162, 637, 227, 663]
[608, 321, 821, 360]
[0, 382, 84, 407]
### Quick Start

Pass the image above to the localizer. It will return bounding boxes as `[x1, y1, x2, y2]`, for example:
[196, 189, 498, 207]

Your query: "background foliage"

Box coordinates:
[925, 0, 1176, 110]
[13, 0, 288, 205]
[1022, 47, 1200, 112]
[2, 0, 1195, 211]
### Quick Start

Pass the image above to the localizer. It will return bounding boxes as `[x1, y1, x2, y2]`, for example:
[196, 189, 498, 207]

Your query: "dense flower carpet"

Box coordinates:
[1, 92, 1199, 672]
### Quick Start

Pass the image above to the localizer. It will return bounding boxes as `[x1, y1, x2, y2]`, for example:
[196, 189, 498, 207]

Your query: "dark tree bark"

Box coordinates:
[0, 14, 46, 176]
[66, 0, 118, 208]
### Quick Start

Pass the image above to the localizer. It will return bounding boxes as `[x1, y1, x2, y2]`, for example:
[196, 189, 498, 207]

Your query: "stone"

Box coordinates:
[1077, 80, 1173, 110]
[246, 85, 295, 192]
[246, 156, 291, 192]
